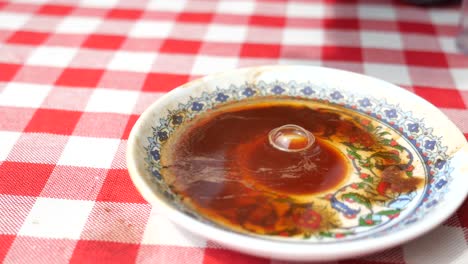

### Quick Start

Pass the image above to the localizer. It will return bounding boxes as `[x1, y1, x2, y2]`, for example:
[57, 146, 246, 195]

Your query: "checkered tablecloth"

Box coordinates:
[0, 0, 467, 263]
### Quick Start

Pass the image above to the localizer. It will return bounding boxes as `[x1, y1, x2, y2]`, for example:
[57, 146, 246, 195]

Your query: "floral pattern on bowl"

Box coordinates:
[144, 80, 453, 241]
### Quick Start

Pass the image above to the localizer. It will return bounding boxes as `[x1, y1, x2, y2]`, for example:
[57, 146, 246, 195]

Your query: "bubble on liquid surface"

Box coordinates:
[268, 124, 315, 152]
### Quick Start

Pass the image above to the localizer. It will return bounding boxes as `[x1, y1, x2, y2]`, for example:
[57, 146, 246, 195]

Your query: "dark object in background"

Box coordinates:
[403, 0, 461, 6]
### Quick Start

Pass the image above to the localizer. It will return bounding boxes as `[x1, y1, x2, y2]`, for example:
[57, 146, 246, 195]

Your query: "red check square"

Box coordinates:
[405, 51, 448, 68]
[6, 31, 49, 45]
[70, 241, 139, 264]
[240, 43, 281, 58]
[37, 4, 74, 16]
[323, 18, 359, 30]
[0, 63, 21, 82]
[203, 247, 269, 264]
[160, 39, 202, 54]
[413, 86, 466, 109]
[399, 21, 436, 35]
[0, 235, 15, 261]
[322, 46, 362, 62]
[177, 12, 213, 23]
[142, 73, 189, 92]
[0, 162, 55, 196]
[96, 169, 146, 203]
[249, 15, 285, 27]
[122, 114, 139, 140]
[24, 109, 82, 135]
[55, 68, 104, 87]
[107, 8, 142, 20]
[82, 34, 125, 50]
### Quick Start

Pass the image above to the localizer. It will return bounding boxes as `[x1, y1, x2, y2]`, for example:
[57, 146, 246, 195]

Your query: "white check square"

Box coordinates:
[58, 136, 120, 168]
[364, 63, 411, 86]
[129, 21, 174, 38]
[217, 1, 255, 15]
[204, 25, 247, 43]
[429, 10, 459, 25]
[85, 88, 138, 114]
[358, 5, 396, 20]
[147, 0, 186, 12]
[451, 69, 468, 91]
[0, 83, 51, 108]
[108, 51, 157, 72]
[19, 198, 94, 239]
[0, 131, 21, 161]
[361, 31, 403, 50]
[191, 56, 238, 75]
[438, 37, 458, 53]
[279, 58, 321, 67]
[27, 47, 77, 67]
[80, 0, 119, 8]
[282, 28, 324, 45]
[56, 17, 101, 34]
[141, 209, 206, 247]
[286, 3, 325, 18]
[0, 13, 29, 30]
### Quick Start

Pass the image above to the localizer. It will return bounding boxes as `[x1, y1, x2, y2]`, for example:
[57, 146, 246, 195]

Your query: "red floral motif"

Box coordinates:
[344, 214, 357, 219]
[406, 165, 414, 172]
[377, 181, 390, 195]
[388, 213, 400, 219]
[293, 208, 322, 230]
[361, 119, 371, 126]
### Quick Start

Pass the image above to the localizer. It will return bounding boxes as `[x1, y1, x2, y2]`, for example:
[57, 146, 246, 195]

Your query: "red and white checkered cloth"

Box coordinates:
[0, 0, 467, 263]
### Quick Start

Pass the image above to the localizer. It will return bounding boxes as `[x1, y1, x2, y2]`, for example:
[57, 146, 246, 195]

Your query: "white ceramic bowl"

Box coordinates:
[127, 66, 468, 261]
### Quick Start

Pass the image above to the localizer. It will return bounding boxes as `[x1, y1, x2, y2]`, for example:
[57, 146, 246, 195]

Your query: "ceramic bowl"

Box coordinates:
[127, 66, 468, 261]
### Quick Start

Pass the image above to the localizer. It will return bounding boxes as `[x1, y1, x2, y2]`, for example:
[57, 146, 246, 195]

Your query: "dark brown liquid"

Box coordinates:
[236, 137, 347, 194]
[161, 99, 421, 236]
